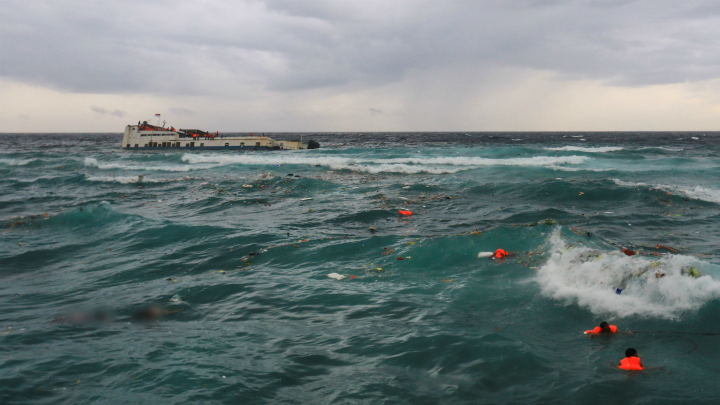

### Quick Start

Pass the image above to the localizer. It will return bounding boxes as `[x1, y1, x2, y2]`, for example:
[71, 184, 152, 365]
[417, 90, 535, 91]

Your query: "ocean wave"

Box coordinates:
[536, 229, 720, 319]
[85, 175, 169, 184]
[548, 166, 613, 172]
[329, 164, 466, 174]
[14, 176, 64, 183]
[637, 146, 684, 152]
[84, 157, 219, 172]
[181, 154, 589, 168]
[544, 146, 624, 152]
[0, 158, 36, 166]
[612, 179, 720, 204]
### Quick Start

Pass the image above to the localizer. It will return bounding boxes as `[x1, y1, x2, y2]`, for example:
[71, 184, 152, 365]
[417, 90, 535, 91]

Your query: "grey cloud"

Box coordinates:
[368, 108, 383, 116]
[2, 0, 720, 95]
[168, 108, 196, 116]
[91, 106, 125, 117]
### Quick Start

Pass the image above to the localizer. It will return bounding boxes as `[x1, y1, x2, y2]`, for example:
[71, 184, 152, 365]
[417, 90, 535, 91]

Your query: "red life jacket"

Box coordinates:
[619, 357, 643, 371]
[585, 325, 617, 334]
[495, 249, 508, 258]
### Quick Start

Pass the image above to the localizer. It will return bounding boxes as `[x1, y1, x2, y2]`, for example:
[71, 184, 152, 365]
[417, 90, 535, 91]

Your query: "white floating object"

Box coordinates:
[327, 273, 345, 280]
[402, 186, 410, 189]
[478, 252, 493, 258]
[300, 198, 313, 201]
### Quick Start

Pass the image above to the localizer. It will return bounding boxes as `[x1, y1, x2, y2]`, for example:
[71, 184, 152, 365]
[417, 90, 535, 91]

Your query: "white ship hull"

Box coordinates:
[121, 125, 312, 150]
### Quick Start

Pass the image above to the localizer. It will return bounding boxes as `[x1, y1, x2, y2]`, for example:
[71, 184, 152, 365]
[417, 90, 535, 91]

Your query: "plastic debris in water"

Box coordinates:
[615, 288, 623, 295]
[327, 273, 345, 280]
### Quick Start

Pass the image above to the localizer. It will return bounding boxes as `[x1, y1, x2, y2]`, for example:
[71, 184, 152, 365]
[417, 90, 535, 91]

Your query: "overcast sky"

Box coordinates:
[2, 0, 720, 132]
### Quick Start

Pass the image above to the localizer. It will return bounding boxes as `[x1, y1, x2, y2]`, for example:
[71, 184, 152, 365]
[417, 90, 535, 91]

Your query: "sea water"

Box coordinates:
[2, 132, 720, 404]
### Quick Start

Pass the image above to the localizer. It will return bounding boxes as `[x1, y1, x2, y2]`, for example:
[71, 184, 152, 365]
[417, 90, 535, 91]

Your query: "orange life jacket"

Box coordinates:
[585, 325, 617, 334]
[494, 249, 508, 258]
[619, 357, 643, 371]
[399, 210, 412, 216]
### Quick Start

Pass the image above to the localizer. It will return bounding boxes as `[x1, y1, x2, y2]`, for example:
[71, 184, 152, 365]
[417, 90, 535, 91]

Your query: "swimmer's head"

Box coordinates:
[599, 322, 611, 333]
[132, 306, 166, 322]
[625, 348, 638, 357]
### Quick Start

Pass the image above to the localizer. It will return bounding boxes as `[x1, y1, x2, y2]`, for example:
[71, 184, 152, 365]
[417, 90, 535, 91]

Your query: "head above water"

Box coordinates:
[600, 322, 611, 332]
[625, 348, 638, 357]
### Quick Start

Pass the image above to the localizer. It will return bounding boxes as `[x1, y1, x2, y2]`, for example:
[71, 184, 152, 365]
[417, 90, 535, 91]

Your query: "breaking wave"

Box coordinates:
[612, 179, 720, 204]
[544, 146, 624, 153]
[535, 229, 720, 319]
[329, 164, 465, 174]
[85, 175, 170, 184]
[181, 154, 589, 169]
[84, 157, 219, 172]
[0, 158, 36, 166]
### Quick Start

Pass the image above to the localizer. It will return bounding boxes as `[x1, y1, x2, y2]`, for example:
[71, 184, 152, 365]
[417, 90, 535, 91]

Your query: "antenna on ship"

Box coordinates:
[155, 113, 161, 126]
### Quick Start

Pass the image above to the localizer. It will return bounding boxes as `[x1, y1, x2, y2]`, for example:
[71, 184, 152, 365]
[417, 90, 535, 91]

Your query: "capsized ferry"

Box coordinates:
[122, 121, 319, 150]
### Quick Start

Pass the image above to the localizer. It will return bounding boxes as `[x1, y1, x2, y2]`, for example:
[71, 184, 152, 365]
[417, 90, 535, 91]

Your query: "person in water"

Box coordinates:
[131, 306, 182, 322]
[619, 348, 643, 370]
[584, 321, 617, 334]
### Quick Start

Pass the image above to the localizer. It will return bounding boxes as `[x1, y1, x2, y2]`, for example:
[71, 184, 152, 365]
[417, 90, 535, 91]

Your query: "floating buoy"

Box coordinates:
[399, 210, 412, 216]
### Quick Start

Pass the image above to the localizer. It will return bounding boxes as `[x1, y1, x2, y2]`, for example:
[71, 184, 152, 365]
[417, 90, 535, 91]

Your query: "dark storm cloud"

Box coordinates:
[2, 0, 719, 95]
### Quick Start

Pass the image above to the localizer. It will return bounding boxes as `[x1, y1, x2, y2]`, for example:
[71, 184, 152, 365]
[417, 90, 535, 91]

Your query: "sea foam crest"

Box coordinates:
[84, 157, 218, 172]
[86, 175, 166, 184]
[612, 179, 720, 204]
[544, 146, 624, 152]
[181, 154, 589, 172]
[535, 229, 720, 319]
[0, 158, 36, 166]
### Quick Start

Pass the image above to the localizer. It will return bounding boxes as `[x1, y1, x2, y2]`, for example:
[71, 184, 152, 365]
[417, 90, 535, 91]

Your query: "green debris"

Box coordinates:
[543, 218, 557, 225]
[686, 267, 700, 278]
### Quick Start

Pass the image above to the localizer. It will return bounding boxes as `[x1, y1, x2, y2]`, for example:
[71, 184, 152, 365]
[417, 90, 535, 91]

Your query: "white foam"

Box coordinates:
[330, 164, 466, 174]
[15, 176, 62, 183]
[84, 157, 218, 172]
[0, 158, 35, 166]
[548, 166, 613, 172]
[535, 229, 720, 319]
[637, 147, 684, 152]
[181, 153, 589, 169]
[612, 179, 720, 204]
[86, 175, 167, 184]
[544, 146, 624, 152]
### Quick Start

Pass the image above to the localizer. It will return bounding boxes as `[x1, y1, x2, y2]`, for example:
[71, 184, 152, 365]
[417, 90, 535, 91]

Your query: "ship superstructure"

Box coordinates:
[121, 122, 318, 150]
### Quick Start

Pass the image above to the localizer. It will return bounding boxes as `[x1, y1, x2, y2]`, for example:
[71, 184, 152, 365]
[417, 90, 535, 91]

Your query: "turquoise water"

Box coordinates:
[2, 133, 720, 404]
